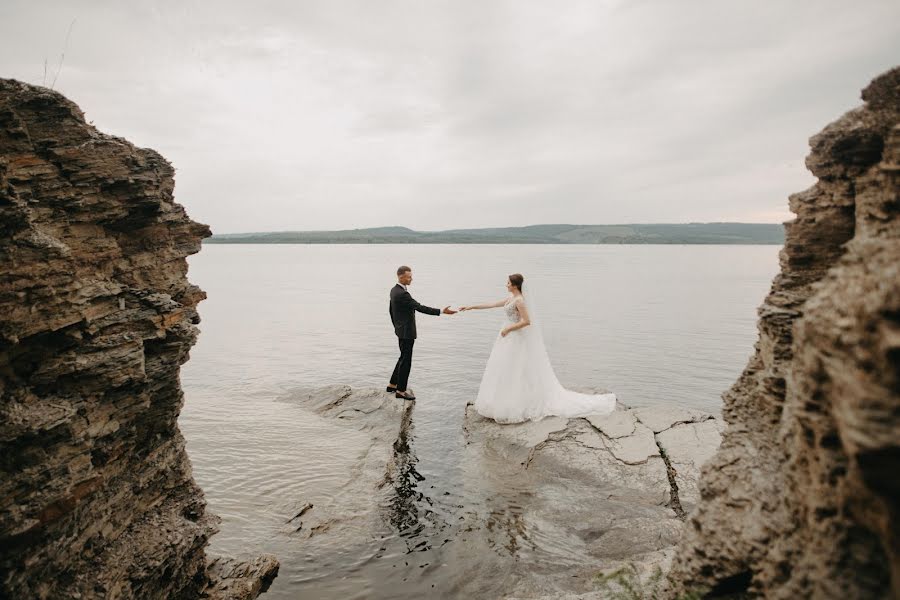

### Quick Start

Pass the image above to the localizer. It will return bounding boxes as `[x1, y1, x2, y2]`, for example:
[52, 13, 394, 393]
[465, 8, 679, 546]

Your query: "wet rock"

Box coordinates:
[631, 405, 711, 434]
[584, 409, 637, 438]
[0, 79, 276, 598]
[513, 548, 677, 600]
[278, 385, 414, 538]
[275, 386, 722, 597]
[666, 67, 900, 598]
[655, 418, 724, 510]
[465, 401, 726, 515]
[287, 384, 411, 433]
[464, 402, 722, 597]
[203, 554, 280, 600]
[528, 417, 671, 505]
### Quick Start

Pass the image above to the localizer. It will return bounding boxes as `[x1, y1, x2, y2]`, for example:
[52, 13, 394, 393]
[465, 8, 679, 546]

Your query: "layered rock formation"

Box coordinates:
[667, 68, 900, 598]
[0, 80, 277, 598]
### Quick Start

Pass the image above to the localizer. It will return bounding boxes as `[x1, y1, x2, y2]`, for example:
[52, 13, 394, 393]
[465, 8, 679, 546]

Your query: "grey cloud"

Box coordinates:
[1, 0, 898, 232]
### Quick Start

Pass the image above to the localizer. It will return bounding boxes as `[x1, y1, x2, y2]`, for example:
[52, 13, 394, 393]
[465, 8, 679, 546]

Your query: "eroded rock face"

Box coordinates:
[667, 68, 900, 598]
[0, 79, 276, 598]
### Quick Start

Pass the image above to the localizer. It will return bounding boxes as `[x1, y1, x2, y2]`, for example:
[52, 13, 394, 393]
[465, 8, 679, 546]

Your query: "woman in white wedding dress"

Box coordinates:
[459, 273, 617, 424]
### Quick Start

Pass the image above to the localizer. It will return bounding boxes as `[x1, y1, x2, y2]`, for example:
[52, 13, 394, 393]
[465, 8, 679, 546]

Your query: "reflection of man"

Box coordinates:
[388, 265, 456, 400]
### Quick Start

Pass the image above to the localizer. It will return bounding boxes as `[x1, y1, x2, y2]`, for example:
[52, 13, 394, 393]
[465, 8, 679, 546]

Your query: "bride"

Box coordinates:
[459, 273, 617, 423]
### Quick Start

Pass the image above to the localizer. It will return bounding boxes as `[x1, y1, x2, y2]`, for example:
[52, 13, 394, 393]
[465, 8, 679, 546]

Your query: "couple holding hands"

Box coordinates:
[388, 265, 615, 424]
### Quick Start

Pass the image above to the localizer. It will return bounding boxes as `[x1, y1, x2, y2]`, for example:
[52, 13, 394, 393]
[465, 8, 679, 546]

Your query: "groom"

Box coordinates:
[388, 265, 456, 400]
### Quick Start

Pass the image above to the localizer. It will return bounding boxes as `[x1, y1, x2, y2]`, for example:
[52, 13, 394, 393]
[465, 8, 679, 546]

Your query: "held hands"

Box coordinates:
[442, 306, 458, 315]
[458, 306, 472, 312]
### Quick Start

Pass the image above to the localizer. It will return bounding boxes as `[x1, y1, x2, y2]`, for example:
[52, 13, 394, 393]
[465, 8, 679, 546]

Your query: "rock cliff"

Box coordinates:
[0, 79, 277, 598]
[667, 67, 900, 598]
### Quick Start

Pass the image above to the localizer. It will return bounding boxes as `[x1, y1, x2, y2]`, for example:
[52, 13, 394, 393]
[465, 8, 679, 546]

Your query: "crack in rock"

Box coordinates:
[653, 434, 686, 520]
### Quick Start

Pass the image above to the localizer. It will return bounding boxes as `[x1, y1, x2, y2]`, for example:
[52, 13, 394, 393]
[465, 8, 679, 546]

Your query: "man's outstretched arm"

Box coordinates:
[399, 291, 456, 315]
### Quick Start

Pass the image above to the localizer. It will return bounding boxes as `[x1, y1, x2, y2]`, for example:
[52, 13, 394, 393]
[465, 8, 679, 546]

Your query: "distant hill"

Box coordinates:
[205, 223, 785, 245]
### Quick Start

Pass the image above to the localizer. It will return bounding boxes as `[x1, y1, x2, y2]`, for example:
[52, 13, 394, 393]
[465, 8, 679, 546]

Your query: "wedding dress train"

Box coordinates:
[473, 297, 617, 424]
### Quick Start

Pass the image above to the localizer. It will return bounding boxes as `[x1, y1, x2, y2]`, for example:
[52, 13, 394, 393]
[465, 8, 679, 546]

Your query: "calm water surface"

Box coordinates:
[179, 244, 780, 598]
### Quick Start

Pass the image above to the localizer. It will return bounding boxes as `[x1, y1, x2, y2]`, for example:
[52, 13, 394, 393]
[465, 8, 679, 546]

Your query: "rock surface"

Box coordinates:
[274, 385, 723, 598]
[203, 555, 281, 600]
[666, 67, 900, 598]
[655, 417, 724, 511]
[277, 384, 416, 538]
[462, 402, 722, 597]
[0, 79, 276, 598]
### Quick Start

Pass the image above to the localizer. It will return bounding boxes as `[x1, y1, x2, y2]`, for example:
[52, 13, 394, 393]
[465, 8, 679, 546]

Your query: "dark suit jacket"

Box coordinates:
[389, 284, 440, 339]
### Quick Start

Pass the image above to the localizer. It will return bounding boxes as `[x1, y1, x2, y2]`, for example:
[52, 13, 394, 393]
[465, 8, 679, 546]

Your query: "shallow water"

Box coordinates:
[179, 244, 780, 598]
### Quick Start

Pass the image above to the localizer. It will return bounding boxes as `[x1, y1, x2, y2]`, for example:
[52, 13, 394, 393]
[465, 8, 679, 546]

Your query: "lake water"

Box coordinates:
[179, 244, 781, 598]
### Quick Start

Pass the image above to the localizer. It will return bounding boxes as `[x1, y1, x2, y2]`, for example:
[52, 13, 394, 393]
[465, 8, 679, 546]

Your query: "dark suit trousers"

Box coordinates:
[390, 338, 415, 392]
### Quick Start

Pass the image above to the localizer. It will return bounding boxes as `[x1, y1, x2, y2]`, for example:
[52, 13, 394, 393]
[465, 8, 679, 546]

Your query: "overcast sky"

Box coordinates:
[1, 1, 898, 233]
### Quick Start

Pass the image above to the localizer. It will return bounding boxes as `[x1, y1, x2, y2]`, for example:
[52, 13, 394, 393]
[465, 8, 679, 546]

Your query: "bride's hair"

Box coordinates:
[508, 273, 524, 291]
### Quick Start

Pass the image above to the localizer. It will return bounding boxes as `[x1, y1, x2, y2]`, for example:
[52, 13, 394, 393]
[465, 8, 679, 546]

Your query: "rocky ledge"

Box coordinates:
[0, 79, 277, 598]
[277, 385, 724, 598]
[277, 384, 415, 538]
[463, 399, 723, 598]
[466, 401, 723, 517]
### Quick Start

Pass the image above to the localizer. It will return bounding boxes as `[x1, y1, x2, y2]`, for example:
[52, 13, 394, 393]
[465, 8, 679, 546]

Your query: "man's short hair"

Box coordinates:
[397, 265, 412, 276]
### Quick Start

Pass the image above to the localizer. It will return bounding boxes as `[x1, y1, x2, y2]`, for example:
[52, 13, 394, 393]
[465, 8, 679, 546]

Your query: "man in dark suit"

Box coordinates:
[388, 265, 456, 400]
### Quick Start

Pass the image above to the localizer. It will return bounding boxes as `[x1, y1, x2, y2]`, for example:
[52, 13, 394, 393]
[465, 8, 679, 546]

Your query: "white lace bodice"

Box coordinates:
[504, 297, 521, 323]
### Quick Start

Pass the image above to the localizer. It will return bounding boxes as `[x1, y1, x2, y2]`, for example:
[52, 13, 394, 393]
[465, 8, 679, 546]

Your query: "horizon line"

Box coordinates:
[209, 221, 787, 236]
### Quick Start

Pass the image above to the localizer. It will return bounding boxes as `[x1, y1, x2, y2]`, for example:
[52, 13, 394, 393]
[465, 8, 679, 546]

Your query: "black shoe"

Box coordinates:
[395, 391, 416, 400]
[386, 386, 397, 392]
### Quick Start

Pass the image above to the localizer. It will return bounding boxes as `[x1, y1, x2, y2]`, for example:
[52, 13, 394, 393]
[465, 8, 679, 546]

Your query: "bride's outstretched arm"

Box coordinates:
[459, 299, 507, 311]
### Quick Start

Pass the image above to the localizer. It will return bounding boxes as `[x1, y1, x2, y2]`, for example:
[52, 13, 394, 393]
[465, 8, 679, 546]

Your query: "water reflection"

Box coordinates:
[484, 504, 531, 556]
[385, 401, 539, 567]
[384, 404, 455, 555]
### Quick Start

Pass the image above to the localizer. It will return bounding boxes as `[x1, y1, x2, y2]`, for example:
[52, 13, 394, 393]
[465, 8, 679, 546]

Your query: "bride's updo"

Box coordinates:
[509, 273, 524, 291]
